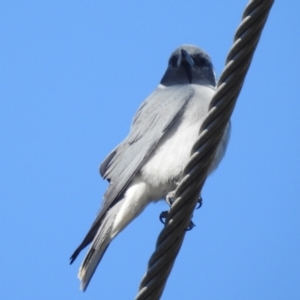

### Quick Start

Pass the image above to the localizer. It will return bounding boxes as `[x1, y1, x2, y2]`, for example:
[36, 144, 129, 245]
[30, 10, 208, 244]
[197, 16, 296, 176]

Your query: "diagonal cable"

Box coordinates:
[135, 1, 274, 299]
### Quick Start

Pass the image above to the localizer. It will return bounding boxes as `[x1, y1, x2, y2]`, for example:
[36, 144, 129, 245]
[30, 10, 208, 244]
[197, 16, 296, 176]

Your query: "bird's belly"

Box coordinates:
[142, 122, 200, 183]
[141, 95, 211, 199]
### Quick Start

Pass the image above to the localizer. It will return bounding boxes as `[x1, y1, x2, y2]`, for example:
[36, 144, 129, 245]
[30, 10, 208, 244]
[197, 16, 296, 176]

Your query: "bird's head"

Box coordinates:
[160, 45, 216, 87]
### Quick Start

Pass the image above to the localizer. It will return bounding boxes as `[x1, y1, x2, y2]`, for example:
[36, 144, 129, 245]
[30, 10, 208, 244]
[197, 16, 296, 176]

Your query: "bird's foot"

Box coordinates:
[160, 193, 202, 231]
[186, 219, 196, 231]
[164, 177, 180, 206]
[159, 211, 196, 231]
[166, 193, 202, 209]
[196, 195, 203, 209]
[159, 211, 168, 224]
[165, 190, 176, 207]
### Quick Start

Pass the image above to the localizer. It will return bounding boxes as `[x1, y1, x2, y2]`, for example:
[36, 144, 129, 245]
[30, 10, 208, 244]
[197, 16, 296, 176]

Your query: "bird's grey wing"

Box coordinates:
[101, 85, 195, 207]
[70, 85, 195, 263]
[99, 147, 118, 180]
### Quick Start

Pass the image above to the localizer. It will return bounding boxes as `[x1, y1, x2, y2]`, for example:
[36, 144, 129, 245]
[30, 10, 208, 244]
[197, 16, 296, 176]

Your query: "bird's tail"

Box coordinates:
[76, 178, 149, 290]
[77, 205, 119, 291]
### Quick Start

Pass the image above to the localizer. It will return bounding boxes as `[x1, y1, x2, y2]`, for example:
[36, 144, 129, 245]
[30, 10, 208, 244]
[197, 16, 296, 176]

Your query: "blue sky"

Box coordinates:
[1, 1, 299, 299]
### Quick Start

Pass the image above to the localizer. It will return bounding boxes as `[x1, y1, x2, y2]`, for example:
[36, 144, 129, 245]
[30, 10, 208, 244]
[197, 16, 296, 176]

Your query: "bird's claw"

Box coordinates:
[159, 211, 168, 224]
[196, 195, 203, 209]
[160, 211, 196, 231]
[185, 220, 196, 231]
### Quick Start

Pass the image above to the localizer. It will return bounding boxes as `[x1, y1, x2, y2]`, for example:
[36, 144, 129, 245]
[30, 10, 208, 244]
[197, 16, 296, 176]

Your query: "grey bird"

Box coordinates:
[70, 44, 230, 291]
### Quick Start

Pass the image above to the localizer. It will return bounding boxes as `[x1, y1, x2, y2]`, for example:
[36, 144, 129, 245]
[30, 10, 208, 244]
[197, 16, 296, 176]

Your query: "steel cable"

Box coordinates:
[135, 1, 274, 299]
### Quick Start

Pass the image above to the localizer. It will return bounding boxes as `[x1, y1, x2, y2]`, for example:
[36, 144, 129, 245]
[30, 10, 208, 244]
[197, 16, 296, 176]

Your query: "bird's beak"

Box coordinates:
[177, 49, 195, 67]
[178, 49, 195, 84]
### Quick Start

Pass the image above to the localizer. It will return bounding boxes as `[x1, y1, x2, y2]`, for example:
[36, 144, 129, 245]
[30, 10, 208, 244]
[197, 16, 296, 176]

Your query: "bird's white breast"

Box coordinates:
[141, 84, 215, 199]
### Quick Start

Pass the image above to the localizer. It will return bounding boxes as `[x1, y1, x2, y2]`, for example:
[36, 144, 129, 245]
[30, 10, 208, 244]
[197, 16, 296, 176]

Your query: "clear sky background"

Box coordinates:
[1, 1, 299, 299]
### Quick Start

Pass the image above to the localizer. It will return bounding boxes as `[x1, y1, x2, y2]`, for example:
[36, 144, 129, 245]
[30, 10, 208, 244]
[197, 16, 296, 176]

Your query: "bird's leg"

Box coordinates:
[165, 190, 176, 207]
[165, 177, 180, 206]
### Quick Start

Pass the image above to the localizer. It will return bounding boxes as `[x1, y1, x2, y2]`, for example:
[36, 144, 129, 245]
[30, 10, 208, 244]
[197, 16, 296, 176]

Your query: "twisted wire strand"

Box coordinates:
[135, 1, 274, 299]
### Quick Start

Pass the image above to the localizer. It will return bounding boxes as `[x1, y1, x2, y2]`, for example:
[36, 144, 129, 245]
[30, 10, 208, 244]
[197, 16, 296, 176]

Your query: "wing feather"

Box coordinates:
[70, 85, 195, 261]
[101, 85, 195, 207]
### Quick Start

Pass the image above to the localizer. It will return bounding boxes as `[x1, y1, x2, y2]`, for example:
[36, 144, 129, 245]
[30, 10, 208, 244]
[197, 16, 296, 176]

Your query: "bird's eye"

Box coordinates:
[169, 55, 178, 67]
[193, 55, 211, 68]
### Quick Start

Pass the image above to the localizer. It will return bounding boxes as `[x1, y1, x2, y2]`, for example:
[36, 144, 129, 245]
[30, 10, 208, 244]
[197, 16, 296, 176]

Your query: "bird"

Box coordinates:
[70, 44, 230, 291]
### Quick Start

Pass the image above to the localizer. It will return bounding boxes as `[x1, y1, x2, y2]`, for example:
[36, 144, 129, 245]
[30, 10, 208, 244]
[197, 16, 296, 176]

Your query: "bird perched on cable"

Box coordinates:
[70, 44, 230, 291]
